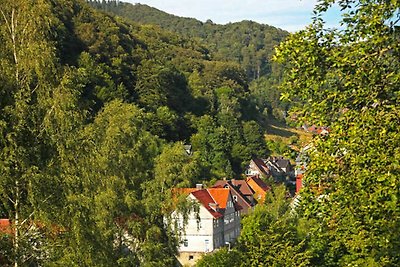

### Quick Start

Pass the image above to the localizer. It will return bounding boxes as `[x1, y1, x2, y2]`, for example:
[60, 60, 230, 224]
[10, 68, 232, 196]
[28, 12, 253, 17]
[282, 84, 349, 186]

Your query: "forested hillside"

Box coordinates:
[90, 1, 291, 121]
[2, 0, 398, 266]
[90, 1, 289, 81]
[0, 0, 268, 265]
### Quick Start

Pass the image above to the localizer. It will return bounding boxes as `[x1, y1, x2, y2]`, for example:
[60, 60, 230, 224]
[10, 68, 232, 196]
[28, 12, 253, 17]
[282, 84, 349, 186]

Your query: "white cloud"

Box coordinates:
[124, 0, 340, 32]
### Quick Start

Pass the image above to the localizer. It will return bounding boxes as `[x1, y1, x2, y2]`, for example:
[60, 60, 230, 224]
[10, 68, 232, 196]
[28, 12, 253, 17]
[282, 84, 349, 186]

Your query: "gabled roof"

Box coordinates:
[191, 189, 223, 219]
[207, 188, 230, 209]
[276, 158, 291, 169]
[213, 180, 254, 207]
[246, 176, 270, 193]
[252, 158, 271, 176]
[230, 179, 254, 195]
[171, 188, 200, 209]
[228, 185, 252, 208]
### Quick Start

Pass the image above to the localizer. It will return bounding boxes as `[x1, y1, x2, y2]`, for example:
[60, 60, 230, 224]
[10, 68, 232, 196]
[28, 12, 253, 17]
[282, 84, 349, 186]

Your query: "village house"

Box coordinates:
[264, 156, 295, 179]
[213, 179, 255, 214]
[245, 158, 271, 178]
[172, 187, 241, 266]
[245, 176, 271, 203]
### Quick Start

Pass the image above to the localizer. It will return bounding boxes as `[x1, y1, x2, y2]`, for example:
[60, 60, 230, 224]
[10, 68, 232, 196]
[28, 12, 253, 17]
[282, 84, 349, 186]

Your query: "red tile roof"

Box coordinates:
[191, 189, 223, 219]
[231, 179, 254, 195]
[246, 176, 271, 203]
[248, 176, 270, 192]
[213, 180, 227, 188]
[213, 180, 253, 207]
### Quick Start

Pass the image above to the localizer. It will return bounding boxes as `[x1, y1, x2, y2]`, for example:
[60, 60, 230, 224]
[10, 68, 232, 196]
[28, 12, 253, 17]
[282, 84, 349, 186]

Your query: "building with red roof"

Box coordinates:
[172, 187, 241, 266]
[213, 179, 255, 214]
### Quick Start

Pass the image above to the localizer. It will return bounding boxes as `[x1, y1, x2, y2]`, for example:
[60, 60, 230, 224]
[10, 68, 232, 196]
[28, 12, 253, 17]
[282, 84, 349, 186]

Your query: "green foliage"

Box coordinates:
[142, 141, 202, 213]
[91, 1, 291, 121]
[199, 185, 312, 267]
[95, 2, 288, 82]
[0, 0, 274, 265]
[237, 185, 312, 266]
[275, 0, 400, 265]
[242, 120, 269, 158]
[196, 248, 242, 267]
[249, 76, 288, 121]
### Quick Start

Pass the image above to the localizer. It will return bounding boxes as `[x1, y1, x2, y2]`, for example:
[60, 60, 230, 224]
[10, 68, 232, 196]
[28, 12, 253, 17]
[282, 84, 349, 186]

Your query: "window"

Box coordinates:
[189, 255, 194, 260]
[233, 195, 238, 202]
[183, 239, 188, 247]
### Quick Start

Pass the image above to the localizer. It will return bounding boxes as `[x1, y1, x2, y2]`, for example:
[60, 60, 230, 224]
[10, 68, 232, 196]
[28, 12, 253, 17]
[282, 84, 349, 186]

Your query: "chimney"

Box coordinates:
[196, 183, 203, 190]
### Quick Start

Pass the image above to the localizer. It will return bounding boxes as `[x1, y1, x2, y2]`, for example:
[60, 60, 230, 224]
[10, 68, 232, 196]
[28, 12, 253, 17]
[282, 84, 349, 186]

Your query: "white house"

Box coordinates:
[245, 158, 271, 178]
[172, 188, 241, 265]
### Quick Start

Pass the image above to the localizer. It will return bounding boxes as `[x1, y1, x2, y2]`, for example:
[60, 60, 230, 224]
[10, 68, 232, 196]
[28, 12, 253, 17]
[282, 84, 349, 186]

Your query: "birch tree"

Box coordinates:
[0, 0, 59, 265]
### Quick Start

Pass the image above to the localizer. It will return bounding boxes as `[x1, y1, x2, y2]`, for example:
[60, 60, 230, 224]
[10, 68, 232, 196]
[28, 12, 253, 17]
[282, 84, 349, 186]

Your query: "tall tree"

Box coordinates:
[275, 0, 400, 265]
[0, 0, 62, 265]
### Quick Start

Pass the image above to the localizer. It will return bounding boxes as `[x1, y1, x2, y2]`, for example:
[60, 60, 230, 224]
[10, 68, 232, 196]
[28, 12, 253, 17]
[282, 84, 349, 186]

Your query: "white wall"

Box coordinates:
[173, 193, 241, 253]
[176, 199, 215, 253]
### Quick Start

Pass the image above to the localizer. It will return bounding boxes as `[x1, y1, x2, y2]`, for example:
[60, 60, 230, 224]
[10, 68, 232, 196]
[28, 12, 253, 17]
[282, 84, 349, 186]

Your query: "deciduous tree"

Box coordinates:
[275, 0, 400, 265]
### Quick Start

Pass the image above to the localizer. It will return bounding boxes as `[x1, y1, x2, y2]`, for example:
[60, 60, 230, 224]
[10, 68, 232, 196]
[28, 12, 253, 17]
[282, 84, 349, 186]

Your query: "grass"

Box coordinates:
[264, 117, 312, 151]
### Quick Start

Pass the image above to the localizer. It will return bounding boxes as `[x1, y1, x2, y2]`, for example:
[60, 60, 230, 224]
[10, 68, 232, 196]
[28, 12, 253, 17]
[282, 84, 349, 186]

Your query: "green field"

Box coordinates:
[264, 118, 312, 152]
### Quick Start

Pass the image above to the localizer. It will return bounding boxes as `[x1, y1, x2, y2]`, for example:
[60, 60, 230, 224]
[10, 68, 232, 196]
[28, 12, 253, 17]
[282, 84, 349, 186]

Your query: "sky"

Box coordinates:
[124, 0, 342, 32]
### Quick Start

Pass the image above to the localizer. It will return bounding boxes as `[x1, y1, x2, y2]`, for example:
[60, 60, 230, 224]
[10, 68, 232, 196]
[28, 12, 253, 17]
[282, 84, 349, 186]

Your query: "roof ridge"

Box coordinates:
[206, 188, 218, 205]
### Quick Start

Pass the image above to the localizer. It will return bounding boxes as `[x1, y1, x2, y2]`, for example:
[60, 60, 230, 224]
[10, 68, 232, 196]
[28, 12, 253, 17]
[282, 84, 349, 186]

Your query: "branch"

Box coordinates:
[0, 8, 13, 36]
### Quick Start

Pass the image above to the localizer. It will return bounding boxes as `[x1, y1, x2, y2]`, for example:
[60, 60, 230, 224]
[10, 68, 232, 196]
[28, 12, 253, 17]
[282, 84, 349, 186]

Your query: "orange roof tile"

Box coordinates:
[247, 176, 270, 192]
[246, 176, 271, 202]
[191, 189, 223, 219]
[172, 188, 199, 196]
[207, 188, 230, 209]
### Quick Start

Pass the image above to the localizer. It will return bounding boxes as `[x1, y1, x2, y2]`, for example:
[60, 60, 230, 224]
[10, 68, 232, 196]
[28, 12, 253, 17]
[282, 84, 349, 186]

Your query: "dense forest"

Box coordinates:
[0, 0, 269, 265]
[89, 1, 288, 81]
[1, 0, 399, 266]
[90, 0, 291, 120]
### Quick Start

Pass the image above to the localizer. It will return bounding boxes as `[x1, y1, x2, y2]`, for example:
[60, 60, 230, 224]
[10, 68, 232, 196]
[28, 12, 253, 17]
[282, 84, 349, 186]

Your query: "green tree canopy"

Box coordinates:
[275, 0, 400, 265]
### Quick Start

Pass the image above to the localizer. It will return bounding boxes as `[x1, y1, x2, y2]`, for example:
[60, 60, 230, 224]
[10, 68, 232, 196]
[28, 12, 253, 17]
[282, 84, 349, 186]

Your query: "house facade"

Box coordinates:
[172, 188, 241, 265]
[245, 158, 271, 178]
